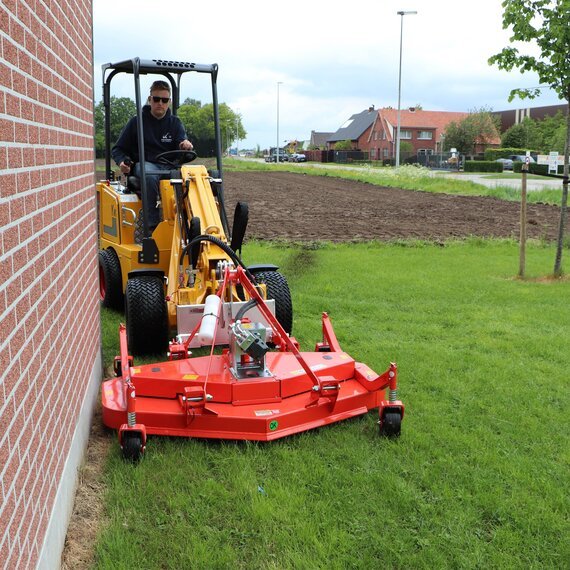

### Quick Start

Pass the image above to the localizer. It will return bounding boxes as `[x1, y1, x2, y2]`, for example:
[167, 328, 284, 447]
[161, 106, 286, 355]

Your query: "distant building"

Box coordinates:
[309, 130, 334, 149]
[366, 107, 475, 160]
[326, 107, 377, 150]
[493, 103, 567, 132]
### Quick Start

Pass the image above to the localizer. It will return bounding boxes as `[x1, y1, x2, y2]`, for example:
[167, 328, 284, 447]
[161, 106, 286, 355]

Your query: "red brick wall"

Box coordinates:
[0, 1, 98, 568]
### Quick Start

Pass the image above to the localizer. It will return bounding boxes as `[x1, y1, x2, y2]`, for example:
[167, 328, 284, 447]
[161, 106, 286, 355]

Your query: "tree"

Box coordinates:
[501, 116, 543, 149]
[443, 108, 500, 158]
[536, 111, 567, 153]
[334, 140, 353, 150]
[488, 0, 570, 277]
[399, 141, 414, 162]
[94, 96, 136, 158]
[178, 101, 245, 156]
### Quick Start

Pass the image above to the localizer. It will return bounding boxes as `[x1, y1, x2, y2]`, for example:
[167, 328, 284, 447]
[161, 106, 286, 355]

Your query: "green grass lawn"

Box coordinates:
[95, 239, 569, 569]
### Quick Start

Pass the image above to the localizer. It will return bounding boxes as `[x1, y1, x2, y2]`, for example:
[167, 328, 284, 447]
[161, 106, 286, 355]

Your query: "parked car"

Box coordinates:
[264, 150, 289, 162]
[509, 154, 536, 163]
[495, 158, 514, 170]
[290, 153, 306, 162]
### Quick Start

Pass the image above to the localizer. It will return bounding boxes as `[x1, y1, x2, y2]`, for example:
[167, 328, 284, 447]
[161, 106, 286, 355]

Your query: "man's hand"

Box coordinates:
[119, 160, 131, 174]
[179, 140, 193, 151]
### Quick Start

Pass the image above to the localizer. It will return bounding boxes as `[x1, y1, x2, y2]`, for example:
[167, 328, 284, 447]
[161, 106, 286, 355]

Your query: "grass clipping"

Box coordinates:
[61, 402, 112, 569]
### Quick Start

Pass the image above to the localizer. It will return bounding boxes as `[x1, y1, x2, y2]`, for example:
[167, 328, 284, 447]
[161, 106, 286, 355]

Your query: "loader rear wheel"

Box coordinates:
[254, 271, 293, 334]
[379, 412, 401, 438]
[122, 433, 143, 462]
[99, 249, 123, 310]
[125, 276, 168, 355]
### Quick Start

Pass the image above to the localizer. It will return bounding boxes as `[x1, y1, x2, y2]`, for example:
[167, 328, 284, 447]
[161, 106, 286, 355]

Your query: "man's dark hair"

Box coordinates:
[150, 80, 171, 94]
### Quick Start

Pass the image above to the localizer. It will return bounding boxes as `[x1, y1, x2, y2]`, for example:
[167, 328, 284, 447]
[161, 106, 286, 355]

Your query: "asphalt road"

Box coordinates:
[439, 172, 564, 191]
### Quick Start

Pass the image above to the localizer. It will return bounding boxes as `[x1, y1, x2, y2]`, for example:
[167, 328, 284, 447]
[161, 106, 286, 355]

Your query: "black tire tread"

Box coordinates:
[254, 271, 293, 334]
[379, 412, 401, 438]
[122, 433, 143, 462]
[125, 276, 168, 355]
[99, 248, 123, 310]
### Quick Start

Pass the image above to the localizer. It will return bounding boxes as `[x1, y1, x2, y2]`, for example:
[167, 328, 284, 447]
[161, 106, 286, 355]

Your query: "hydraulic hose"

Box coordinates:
[235, 299, 258, 322]
[180, 234, 256, 283]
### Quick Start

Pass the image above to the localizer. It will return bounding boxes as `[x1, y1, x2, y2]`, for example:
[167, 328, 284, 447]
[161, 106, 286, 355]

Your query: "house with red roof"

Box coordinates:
[324, 106, 502, 162]
[363, 107, 470, 161]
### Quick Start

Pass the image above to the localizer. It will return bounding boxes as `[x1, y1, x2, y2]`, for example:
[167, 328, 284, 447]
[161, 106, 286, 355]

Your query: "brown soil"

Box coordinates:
[222, 171, 565, 242]
[64, 170, 566, 568]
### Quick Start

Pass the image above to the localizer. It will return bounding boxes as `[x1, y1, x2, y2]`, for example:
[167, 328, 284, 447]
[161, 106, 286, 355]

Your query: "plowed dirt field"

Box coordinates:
[223, 171, 565, 242]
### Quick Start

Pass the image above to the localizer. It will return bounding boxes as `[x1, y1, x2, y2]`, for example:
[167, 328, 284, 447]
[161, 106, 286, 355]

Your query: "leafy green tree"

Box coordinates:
[178, 101, 245, 156]
[501, 117, 542, 149]
[334, 140, 353, 150]
[488, 0, 570, 276]
[444, 108, 500, 158]
[94, 96, 136, 158]
[399, 141, 414, 162]
[536, 111, 567, 153]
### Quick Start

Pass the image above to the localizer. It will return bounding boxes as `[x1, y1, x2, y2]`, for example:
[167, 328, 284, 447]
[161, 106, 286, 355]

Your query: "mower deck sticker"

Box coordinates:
[255, 409, 280, 417]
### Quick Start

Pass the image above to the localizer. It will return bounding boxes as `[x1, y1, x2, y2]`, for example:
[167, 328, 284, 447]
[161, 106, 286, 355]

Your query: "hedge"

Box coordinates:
[513, 162, 565, 175]
[484, 148, 541, 160]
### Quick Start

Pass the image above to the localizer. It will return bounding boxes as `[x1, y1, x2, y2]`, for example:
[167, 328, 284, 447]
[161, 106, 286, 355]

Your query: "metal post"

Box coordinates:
[519, 163, 528, 278]
[395, 10, 417, 168]
[276, 82, 283, 163]
[235, 110, 239, 157]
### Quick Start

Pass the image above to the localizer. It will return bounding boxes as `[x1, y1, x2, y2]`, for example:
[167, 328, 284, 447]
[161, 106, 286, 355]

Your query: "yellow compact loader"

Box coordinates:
[97, 58, 292, 355]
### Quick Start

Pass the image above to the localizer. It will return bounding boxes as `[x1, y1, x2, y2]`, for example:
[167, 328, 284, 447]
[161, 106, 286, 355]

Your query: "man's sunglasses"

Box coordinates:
[151, 96, 170, 103]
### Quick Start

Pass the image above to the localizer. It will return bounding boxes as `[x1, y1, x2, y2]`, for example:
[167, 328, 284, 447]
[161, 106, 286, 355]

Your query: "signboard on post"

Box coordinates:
[548, 151, 559, 174]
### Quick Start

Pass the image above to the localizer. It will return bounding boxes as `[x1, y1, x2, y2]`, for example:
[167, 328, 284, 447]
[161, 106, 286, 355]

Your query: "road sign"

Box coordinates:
[548, 151, 559, 174]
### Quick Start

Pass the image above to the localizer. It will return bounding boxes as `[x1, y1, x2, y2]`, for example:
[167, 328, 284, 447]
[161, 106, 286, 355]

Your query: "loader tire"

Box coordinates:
[99, 249, 124, 310]
[125, 276, 168, 355]
[254, 271, 293, 334]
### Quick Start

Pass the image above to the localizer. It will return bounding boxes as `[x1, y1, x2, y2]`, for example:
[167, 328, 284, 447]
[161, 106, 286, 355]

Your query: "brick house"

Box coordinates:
[0, 1, 100, 568]
[365, 107, 470, 161]
[326, 107, 377, 150]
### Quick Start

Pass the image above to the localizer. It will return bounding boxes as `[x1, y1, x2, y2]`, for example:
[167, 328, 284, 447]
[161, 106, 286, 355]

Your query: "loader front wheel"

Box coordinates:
[99, 249, 123, 310]
[125, 276, 168, 355]
[254, 271, 293, 334]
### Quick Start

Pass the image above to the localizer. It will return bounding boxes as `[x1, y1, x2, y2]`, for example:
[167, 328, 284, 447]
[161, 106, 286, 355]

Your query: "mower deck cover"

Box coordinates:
[101, 267, 404, 458]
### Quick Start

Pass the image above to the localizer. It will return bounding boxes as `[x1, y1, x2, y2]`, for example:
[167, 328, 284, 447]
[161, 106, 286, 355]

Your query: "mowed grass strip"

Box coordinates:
[96, 240, 568, 569]
[224, 158, 564, 206]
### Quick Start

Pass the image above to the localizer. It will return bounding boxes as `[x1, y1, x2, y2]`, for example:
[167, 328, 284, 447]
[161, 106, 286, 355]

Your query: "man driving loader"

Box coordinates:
[111, 80, 194, 230]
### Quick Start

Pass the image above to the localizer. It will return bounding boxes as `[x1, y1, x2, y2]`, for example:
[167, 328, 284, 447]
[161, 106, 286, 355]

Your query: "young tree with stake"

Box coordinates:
[488, 0, 570, 277]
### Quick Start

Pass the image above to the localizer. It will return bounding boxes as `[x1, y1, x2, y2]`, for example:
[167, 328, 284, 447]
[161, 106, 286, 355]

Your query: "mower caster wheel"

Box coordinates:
[379, 412, 401, 438]
[122, 433, 144, 462]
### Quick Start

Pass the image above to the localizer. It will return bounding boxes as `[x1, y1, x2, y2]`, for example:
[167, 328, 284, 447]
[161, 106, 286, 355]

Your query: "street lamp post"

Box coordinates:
[395, 10, 417, 168]
[276, 81, 283, 163]
[235, 110, 239, 157]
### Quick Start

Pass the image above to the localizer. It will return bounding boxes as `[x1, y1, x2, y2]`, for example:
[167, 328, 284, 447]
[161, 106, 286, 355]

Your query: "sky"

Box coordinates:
[93, 0, 564, 150]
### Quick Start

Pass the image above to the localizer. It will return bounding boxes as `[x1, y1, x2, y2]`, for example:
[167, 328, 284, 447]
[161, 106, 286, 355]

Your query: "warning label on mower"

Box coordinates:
[255, 409, 280, 416]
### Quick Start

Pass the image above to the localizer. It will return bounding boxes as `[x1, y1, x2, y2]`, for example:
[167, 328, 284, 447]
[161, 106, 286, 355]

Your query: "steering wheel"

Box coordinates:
[155, 150, 198, 167]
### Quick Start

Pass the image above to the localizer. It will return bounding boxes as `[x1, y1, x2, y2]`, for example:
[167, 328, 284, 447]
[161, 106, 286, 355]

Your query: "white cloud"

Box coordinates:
[93, 0, 564, 149]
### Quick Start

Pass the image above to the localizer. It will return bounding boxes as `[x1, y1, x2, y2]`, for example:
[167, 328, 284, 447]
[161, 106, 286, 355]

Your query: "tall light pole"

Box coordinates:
[395, 10, 417, 168]
[235, 109, 239, 157]
[276, 81, 283, 163]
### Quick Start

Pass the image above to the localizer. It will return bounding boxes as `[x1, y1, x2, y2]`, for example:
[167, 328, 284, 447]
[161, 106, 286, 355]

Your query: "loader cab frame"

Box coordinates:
[101, 57, 229, 262]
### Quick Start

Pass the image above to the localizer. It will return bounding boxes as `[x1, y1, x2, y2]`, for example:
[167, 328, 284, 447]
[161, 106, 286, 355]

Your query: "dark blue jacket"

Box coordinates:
[112, 105, 188, 165]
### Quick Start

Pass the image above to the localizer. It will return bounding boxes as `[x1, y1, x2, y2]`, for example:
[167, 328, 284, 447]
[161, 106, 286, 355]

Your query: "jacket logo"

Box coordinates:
[161, 132, 173, 144]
